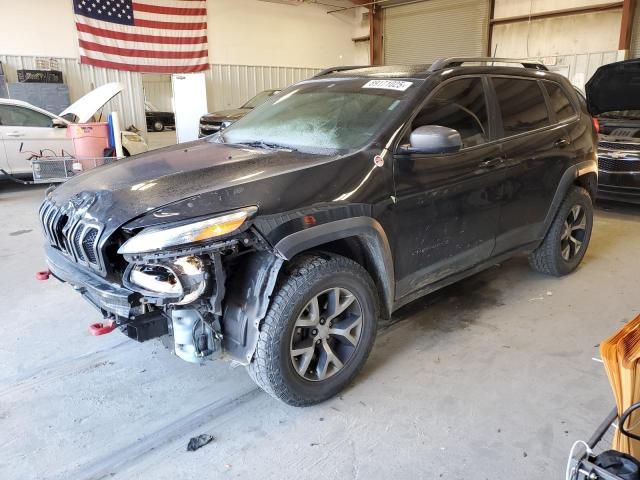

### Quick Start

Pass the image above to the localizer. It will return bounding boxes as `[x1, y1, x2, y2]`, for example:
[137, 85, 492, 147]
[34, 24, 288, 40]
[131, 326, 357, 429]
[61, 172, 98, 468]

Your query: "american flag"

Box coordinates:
[73, 0, 209, 73]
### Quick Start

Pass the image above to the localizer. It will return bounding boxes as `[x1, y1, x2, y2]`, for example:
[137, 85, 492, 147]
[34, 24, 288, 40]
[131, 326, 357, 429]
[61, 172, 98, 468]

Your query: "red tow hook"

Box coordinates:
[36, 270, 50, 281]
[88, 319, 117, 336]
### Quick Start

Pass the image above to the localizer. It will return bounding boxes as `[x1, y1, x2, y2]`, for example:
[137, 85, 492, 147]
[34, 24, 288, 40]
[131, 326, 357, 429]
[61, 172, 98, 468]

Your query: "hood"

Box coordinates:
[59, 82, 123, 123]
[48, 140, 339, 235]
[586, 59, 640, 115]
[201, 108, 250, 122]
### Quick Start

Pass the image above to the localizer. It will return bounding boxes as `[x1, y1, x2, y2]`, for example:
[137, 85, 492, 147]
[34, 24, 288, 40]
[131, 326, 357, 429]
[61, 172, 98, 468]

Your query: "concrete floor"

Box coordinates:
[145, 130, 177, 150]
[1, 180, 639, 480]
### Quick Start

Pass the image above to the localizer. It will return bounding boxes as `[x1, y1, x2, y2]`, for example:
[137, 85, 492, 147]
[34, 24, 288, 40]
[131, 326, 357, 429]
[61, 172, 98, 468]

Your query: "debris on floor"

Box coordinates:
[187, 434, 215, 452]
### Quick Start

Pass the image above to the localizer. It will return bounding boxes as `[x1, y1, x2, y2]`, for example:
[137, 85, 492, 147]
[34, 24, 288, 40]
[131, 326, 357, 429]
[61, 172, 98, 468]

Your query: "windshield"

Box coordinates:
[219, 79, 417, 152]
[242, 90, 278, 109]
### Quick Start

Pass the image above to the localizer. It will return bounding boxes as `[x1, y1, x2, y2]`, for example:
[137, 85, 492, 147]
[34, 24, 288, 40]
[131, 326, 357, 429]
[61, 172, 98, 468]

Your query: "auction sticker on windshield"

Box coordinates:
[362, 80, 413, 91]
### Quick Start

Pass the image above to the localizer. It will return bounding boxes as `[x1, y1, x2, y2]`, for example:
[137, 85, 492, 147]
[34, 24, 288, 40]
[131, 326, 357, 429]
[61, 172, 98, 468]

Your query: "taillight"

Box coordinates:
[592, 117, 600, 133]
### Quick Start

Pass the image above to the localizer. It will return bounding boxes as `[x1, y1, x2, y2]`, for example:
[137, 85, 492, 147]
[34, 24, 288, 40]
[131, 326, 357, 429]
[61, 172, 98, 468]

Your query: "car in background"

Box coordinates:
[0, 87, 148, 177]
[199, 89, 280, 137]
[586, 59, 640, 204]
[145, 101, 175, 132]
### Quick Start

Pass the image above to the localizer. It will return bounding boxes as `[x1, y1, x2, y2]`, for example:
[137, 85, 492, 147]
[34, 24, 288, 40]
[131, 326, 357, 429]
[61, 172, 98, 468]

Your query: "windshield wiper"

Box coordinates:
[238, 141, 298, 152]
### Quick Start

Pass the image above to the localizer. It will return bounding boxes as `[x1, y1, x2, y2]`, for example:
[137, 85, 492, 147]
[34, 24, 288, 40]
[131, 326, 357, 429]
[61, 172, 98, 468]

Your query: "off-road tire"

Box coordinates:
[528, 186, 593, 276]
[247, 252, 379, 406]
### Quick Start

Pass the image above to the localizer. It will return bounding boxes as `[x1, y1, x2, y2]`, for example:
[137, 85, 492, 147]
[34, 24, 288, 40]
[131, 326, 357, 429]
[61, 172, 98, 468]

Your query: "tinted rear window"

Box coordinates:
[544, 81, 577, 122]
[492, 78, 551, 137]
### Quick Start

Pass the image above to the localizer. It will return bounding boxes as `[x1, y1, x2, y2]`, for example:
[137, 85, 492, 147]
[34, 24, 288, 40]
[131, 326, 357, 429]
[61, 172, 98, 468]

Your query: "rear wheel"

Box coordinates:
[528, 186, 593, 276]
[247, 253, 379, 406]
[153, 120, 164, 132]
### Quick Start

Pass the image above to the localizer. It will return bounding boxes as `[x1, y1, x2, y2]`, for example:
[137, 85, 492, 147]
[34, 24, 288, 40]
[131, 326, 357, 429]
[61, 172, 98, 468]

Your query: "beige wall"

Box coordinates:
[0, 0, 363, 68]
[0, 0, 79, 58]
[494, 0, 619, 18]
[491, 0, 622, 58]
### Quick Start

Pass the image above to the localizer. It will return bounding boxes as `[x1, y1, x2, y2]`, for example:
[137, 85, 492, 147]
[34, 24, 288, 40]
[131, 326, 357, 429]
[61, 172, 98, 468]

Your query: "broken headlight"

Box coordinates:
[118, 207, 257, 255]
[124, 255, 207, 306]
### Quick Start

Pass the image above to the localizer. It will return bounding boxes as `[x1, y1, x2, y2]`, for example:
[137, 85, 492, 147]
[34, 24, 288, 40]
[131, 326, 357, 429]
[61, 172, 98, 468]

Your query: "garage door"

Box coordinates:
[632, 6, 640, 58]
[383, 0, 490, 65]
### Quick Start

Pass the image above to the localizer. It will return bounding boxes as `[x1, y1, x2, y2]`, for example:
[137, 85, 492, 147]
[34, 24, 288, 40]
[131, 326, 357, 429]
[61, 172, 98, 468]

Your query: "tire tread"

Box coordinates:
[247, 253, 377, 406]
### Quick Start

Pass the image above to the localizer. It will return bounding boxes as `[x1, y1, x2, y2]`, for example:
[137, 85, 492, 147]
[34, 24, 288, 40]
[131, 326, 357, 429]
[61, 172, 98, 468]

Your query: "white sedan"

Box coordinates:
[0, 87, 147, 177]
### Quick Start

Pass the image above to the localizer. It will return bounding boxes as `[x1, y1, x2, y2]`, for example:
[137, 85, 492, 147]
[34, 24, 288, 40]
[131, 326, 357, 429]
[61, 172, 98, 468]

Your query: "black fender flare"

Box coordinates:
[221, 217, 395, 364]
[539, 160, 598, 239]
[273, 216, 395, 316]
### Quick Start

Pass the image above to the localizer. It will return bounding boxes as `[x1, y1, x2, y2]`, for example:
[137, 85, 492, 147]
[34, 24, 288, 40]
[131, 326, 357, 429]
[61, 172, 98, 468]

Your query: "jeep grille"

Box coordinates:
[39, 199, 105, 273]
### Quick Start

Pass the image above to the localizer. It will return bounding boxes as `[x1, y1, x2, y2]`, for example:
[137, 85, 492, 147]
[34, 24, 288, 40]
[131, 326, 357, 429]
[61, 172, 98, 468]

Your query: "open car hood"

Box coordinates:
[586, 59, 640, 115]
[59, 82, 123, 123]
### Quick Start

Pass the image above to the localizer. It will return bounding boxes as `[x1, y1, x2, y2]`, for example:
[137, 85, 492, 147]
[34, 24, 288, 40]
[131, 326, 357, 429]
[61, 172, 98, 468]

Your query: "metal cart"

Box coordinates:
[31, 156, 119, 183]
[567, 403, 640, 479]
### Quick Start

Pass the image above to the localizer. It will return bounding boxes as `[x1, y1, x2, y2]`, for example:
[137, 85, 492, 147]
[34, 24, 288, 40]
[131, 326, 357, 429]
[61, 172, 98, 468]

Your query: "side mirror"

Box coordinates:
[52, 118, 67, 128]
[402, 125, 462, 155]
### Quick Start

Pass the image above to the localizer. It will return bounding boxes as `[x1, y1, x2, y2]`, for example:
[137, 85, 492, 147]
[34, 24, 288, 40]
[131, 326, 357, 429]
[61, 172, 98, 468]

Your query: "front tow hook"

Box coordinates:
[36, 270, 51, 281]
[88, 319, 117, 336]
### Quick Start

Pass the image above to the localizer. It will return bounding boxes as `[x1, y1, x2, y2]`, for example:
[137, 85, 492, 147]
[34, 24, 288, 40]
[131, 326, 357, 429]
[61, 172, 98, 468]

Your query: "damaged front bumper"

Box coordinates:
[45, 244, 137, 318]
[44, 243, 224, 363]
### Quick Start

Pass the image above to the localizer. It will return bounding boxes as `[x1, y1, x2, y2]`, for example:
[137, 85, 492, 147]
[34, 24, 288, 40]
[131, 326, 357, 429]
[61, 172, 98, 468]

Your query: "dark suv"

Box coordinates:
[39, 58, 597, 406]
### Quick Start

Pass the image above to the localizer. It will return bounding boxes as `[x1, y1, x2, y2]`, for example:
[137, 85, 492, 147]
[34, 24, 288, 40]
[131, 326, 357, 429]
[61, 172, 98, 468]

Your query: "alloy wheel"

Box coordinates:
[560, 204, 587, 261]
[289, 287, 363, 382]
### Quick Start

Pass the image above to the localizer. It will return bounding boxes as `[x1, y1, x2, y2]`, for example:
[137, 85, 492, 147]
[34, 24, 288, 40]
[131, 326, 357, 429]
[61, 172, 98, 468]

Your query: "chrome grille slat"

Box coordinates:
[44, 206, 58, 247]
[71, 223, 86, 262]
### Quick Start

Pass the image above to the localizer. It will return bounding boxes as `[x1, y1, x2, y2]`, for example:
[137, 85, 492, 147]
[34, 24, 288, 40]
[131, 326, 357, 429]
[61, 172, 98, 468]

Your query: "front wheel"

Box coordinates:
[247, 253, 379, 406]
[529, 186, 593, 276]
[153, 120, 164, 132]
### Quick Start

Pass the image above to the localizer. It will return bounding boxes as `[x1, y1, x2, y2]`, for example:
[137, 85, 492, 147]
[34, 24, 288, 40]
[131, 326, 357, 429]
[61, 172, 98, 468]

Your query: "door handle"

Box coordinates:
[554, 138, 570, 148]
[6, 132, 24, 138]
[479, 157, 504, 169]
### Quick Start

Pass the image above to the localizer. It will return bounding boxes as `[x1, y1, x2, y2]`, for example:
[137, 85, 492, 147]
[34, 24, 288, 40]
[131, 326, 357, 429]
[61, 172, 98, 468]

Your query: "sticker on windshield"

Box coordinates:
[362, 80, 413, 91]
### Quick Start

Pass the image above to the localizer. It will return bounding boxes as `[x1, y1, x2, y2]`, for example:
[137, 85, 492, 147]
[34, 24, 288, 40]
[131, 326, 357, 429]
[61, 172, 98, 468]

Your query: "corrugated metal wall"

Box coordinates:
[0, 55, 321, 134]
[0, 55, 145, 130]
[528, 50, 624, 91]
[383, 0, 490, 64]
[142, 74, 173, 112]
[205, 64, 321, 112]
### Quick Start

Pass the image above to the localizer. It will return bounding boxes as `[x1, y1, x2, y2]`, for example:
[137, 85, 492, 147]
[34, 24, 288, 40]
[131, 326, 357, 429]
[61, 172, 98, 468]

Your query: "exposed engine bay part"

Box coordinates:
[123, 310, 170, 342]
[171, 309, 221, 364]
[124, 255, 209, 306]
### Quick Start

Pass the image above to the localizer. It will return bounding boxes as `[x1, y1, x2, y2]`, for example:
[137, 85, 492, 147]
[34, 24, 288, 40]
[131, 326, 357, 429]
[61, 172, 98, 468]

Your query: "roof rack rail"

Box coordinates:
[313, 65, 368, 77]
[429, 57, 548, 72]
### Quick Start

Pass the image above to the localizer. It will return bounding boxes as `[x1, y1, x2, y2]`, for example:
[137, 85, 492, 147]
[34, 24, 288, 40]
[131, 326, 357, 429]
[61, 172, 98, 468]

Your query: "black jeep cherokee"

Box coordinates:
[39, 58, 598, 406]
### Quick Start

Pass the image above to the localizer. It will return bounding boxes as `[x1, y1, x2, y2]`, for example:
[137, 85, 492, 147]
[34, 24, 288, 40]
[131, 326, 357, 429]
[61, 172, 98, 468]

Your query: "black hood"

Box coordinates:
[47, 140, 342, 236]
[201, 108, 250, 122]
[586, 59, 640, 115]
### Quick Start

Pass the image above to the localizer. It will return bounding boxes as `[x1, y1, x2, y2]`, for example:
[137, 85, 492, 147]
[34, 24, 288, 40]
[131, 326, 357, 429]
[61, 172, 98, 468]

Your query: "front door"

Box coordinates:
[391, 76, 504, 300]
[0, 104, 72, 175]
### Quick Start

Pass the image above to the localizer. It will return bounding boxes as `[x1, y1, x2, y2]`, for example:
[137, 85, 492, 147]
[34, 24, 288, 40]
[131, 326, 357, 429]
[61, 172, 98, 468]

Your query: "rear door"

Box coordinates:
[391, 76, 504, 299]
[490, 77, 574, 254]
[0, 104, 73, 174]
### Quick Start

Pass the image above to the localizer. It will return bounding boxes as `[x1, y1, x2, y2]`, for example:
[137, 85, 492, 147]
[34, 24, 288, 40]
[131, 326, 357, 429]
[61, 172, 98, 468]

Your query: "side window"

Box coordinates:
[0, 105, 53, 128]
[544, 81, 577, 122]
[492, 78, 551, 137]
[413, 77, 489, 148]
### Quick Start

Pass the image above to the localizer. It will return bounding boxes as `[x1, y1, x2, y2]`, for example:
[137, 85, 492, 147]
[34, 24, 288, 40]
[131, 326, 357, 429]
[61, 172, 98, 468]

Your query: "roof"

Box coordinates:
[314, 58, 551, 81]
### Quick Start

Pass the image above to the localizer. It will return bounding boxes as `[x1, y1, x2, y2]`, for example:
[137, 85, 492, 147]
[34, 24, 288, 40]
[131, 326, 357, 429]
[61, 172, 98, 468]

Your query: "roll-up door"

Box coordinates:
[383, 0, 490, 65]
[631, 6, 640, 58]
